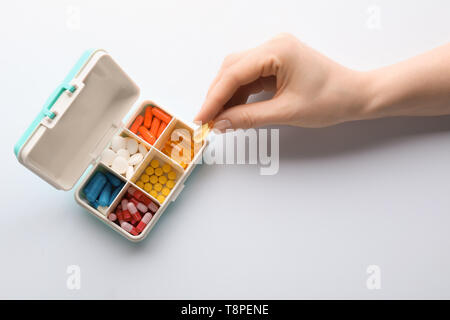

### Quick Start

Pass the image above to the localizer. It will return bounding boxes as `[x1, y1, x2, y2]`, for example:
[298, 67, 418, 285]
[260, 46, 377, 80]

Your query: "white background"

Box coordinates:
[1, 0, 450, 299]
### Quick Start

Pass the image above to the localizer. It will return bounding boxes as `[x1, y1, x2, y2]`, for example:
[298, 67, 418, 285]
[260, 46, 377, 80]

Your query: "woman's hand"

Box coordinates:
[194, 33, 370, 130]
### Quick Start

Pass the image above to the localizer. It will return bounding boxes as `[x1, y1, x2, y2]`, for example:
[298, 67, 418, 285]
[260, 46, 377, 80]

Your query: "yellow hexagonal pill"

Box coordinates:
[149, 175, 158, 184]
[157, 195, 166, 203]
[144, 183, 152, 192]
[162, 164, 171, 173]
[155, 167, 163, 176]
[158, 175, 167, 184]
[154, 183, 162, 192]
[166, 180, 175, 189]
[161, 187, 170, 196]
[168, 171, 177, 180]
[145, 167, 154, 175]
[150, 159, 160, 168]
[136, 181, 145, 189]
[150, 190, 158, 198]
[140, 174, 149, 183]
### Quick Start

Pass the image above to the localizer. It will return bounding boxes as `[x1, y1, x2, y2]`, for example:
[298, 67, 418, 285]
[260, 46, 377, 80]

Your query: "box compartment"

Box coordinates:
[155, 119, 204, 169]
[130, 148, 184, 204]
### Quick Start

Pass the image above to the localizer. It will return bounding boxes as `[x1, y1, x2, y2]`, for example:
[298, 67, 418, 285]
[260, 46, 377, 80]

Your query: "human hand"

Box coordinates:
[194, 33, 370, 130]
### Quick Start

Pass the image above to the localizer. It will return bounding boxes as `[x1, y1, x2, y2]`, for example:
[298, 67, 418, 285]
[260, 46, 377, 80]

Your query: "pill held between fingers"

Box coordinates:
[126, 166, 134, 179]
[101, 149, 116, 166]
[155, 167, 163, 176]
[149, 175, 158, 184]
[150, 159, 160, 168]
[111, 136, 126, 152]
[128, 153, 143, 166]
[111, 157, 128, 174]
[126, 138, 138, 154]
[117, 148, 130, 160]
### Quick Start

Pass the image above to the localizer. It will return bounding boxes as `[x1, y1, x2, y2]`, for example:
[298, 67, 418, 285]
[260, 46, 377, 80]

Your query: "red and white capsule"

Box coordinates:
[120, 221, 139, 236]
[127, 202, 142, 222]
[136, 212, 153, 233]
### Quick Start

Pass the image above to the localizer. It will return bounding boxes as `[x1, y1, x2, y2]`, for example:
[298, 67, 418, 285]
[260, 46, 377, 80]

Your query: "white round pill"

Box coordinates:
[128, 153, 143, 166]
[126, 166, 134, 179]
[111, 136, 126, 152]
[138, 143, 147, 155]
[111, 157, 128, 174]
[117, 148, 130, 160]
[101, 149, 116, 166]
[126, 138, 139, 154]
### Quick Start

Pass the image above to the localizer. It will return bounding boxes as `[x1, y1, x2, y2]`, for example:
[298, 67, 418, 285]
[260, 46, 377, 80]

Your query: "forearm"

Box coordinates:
[359, 43, 450, 120]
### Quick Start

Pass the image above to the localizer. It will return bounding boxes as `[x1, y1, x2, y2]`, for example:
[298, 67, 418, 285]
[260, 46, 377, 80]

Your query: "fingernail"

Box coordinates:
[213, 119, 232, 133]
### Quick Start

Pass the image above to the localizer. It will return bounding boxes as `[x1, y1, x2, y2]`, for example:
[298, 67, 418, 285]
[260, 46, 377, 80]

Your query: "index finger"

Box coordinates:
[195, 50, 273, 123]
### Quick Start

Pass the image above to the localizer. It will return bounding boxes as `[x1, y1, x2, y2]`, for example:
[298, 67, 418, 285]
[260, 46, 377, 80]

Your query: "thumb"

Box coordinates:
[213, 97, 282, 131]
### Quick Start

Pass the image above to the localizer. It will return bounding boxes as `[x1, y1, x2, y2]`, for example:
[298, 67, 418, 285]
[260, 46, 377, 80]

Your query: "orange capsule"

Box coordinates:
[152, 107, 172, 124]
[130, 115, 144, 134]
[150, 117, 160, 138]
[143, 107, 153, 128]
[156, 121, 167, 138]
[138, 126, 156, 145]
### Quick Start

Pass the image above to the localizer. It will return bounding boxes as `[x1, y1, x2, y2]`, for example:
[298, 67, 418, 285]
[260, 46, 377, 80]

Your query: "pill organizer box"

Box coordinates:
[14, 49, 207, 242]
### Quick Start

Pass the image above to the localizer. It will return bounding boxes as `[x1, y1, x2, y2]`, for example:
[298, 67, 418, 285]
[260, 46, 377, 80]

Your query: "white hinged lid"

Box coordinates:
[18, 50, 140, 190]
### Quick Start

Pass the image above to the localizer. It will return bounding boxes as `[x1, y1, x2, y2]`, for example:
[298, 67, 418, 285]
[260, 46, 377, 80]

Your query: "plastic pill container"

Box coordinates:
[14, 49, 207, 242]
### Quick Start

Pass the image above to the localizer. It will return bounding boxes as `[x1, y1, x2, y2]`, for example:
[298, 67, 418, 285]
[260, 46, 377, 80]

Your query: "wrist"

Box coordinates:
[354, 69, 388, 121]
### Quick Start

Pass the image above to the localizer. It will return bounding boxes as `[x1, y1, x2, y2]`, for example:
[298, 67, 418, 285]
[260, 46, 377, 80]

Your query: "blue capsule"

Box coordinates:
[109, 184, 123, 206]
[105, 172, 122, 187]
[98, 182, 112, 207]
[85, 172, 107, 203]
